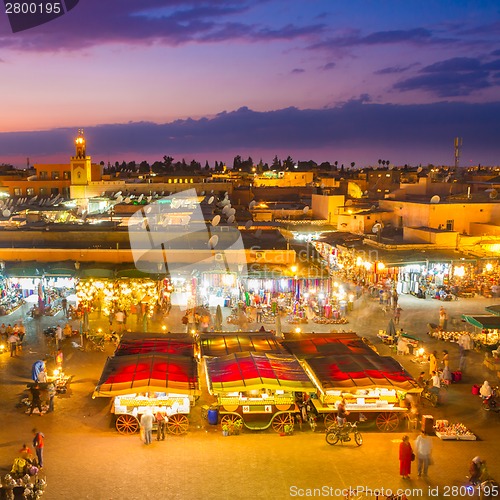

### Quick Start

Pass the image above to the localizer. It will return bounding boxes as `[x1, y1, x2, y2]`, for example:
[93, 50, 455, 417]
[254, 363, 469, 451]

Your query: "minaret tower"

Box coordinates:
[70, 129, 92, 185]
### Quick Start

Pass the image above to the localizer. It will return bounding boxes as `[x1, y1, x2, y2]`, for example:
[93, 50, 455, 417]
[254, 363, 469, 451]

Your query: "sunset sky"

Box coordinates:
[0, 0, 499, 167]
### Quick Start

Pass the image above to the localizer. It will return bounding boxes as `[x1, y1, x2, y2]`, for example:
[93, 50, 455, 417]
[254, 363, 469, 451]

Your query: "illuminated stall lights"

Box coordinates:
[453, 265, 466, 278]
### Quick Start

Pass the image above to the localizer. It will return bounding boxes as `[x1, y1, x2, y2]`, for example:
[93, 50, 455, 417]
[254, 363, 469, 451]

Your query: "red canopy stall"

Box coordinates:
[205, 352, 315, 432]
[93, 351, 200, 435]
[302, 354, 419, 431]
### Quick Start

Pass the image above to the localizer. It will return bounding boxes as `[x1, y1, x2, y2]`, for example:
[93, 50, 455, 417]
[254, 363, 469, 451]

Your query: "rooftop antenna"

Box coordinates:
[454, 137, 462, 169]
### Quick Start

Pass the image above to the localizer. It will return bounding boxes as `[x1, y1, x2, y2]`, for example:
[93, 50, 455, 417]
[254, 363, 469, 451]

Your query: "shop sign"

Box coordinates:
[242, 405, 273, 413]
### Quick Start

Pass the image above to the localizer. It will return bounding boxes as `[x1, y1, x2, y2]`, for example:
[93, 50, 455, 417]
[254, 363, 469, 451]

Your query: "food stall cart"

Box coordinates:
[93, 351, 200, 435]
[204, 352, 316, 432]
[301, 354, 420, 431]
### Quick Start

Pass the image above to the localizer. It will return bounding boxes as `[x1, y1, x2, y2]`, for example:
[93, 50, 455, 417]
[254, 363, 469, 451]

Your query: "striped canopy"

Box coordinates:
[282, 335, 376, 358]
[205, 352, 315, 394]
[115, 336, 195, 357]
[304, 354, 419, 392]
[93, 352, 200, 397]
[199, 334, 286, 357]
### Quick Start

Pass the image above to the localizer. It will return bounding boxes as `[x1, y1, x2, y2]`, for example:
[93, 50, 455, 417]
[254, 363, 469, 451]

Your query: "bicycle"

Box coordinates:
[421, 385, 438, 407]
[85, 333, 105, 352]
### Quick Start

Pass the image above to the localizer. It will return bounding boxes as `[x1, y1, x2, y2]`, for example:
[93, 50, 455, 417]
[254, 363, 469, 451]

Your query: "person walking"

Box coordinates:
[29, 384, 44, 416]
[256, 304, 263, 323]
[140, 410, 154, 445]
[439, 306, 448, 330]
[32, 428, 45, 468]
[55, 324, 63, 350]
[155, 410, 166, 441]
[399, 435, 413, 479]
[394, 305, 402, 324]
[8, 332, 19, 357]
[429, 351, 438, 377]
[61, 297, 68, 317]
[415, 430, 433, 476]
[47, 383, 56, 413]
[55, 348, 64, 371]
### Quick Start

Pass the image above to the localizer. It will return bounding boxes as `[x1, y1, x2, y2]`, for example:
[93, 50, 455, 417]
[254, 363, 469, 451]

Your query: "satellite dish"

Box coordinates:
[201, 191, 205, 196]
[208, 235, 219, 248]
[371, 205, 377, 210]
[115, 191, 122, 198]
[417, 167, 423, 173]
[320, 182, 325, 189]
[490, 189, 498, 199]
[212, 215, 221, 226]
[249, 200, 256, 209]
[138, 194, 144, 203]
[255, 229, 262, 238]
[222, 205, 230, 215]
[245, 220, 253, 230]
[303, 206, 310, 214]
[372, 223, 382, 234]
[147, 196, 152, 203]
[388, 165, 394, 170]
[345, 200, 353, 206]
[228, 208, 236, 216]
[146, 206, 152, 214]
[125, 197, 131, 204]
[430, 195, 441, 204]
[2, 209, 11, 217]
[208, 196, 215, 204]
[227, 215, 235, 223]
[116, 195, 123, 203]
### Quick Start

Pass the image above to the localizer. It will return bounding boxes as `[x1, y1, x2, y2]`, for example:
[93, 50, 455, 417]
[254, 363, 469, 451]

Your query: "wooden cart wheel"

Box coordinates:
[376, 412, 400, 432]
[115, 414, 139, 434]
[221, 414, 243, 426]
[272, 413, 294, 433]
[167, 414, 189, 435]
[323, 413, 336, 428]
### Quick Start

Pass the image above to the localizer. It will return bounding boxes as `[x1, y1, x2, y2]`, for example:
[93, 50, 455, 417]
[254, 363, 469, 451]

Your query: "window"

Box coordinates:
[39, 171, 47, 180]
[446, 219, 454, 231]
[39, 188, 48, 195]
[63, 171, 70, 180]
[51, 188, 59, 196]
[14, 188, 21, 196]
[26, 188, 34, 196]
[51, 171, 59, 180]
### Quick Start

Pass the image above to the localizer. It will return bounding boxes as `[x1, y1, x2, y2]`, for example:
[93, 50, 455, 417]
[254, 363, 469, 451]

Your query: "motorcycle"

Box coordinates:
[482, 386, 499, 411]
[325, 421, 363, 446]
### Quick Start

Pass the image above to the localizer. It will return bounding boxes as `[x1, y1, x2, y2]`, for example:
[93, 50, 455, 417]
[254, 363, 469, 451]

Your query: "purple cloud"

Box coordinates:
[394, 56, 500, 97]
[0, 0, 325, 51]
[374, 63, 419, 75]
[291, 68, 305, 74]
[1, 100, 499, 165]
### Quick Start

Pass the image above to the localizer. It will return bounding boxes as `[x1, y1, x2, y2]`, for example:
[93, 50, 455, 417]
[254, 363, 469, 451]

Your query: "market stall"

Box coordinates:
[462, 315, 500, 349]
[204, 352, 315, 432]
[301, 354, 420, 431]
[93, 351, 200, 435]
